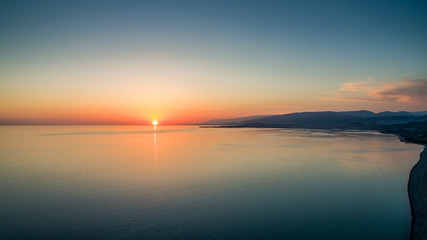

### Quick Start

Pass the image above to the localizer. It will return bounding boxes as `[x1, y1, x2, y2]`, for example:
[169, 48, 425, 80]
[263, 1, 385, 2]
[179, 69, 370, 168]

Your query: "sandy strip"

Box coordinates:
[408, 146, 427, 240]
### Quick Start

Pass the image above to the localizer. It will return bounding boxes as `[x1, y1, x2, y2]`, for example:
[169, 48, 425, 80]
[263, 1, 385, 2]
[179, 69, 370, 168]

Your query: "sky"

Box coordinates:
[1, 0, 426, 124]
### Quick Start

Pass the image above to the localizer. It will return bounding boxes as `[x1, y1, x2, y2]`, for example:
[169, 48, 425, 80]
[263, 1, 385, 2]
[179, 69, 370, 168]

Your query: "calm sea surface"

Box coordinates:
[0, 125, 423, 240]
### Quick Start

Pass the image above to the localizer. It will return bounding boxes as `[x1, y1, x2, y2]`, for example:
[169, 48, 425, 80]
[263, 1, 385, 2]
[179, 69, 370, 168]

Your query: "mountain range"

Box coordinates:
[203, 111, 427, 129]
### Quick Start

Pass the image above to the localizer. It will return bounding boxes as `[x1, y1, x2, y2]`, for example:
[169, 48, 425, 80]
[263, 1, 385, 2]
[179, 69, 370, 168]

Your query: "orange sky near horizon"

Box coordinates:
[1, 87, 425, 125]
[1, 1, 426, 124]
[1, 56, 426, 124]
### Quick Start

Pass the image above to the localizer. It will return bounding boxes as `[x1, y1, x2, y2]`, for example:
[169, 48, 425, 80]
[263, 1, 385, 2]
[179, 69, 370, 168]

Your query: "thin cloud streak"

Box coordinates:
[339, 78, 377, 92]
[268, 105, 290, 109]
[334, 79, 427, 104]
[332, 97, 383, 102]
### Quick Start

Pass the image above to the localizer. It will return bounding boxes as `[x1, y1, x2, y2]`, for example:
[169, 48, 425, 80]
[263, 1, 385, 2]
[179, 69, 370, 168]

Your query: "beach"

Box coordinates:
[408, 146, 427, 240]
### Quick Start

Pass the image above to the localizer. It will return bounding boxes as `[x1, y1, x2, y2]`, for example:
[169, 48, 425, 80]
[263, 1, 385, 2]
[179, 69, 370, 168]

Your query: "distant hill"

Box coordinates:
[239, 111, 358, 129]
[376, 111, 413, 117]
[211, 110, 427, 130]
[378, 121, 427, 144]
[203, 110, 427, 143]
[412, 111, 427, 116]
[338, 110, 376, 118]
[202, 115, 272, 125]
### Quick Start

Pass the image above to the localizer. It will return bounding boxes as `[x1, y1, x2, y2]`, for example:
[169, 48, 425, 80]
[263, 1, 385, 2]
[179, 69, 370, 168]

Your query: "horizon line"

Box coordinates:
[1, 109, 426, 126]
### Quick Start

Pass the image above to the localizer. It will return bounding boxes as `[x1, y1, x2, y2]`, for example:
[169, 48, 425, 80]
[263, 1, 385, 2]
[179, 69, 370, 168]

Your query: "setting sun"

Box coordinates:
[152, 120, 158, 126]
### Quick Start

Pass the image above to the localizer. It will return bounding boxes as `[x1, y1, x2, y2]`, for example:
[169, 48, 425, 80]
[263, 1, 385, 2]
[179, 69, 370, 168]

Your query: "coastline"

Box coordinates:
[207, 125, 427, 239]
[408, 146, 427, 240]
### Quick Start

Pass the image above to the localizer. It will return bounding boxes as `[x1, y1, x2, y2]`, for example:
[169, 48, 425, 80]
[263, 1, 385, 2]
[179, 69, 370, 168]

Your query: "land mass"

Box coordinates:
[202, 110, 427, 144]
[203, 110, 427, 239]
[408, 147, 427, 240]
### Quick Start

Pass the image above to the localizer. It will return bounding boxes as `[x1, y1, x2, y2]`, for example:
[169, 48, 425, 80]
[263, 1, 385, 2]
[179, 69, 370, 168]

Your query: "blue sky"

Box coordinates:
[1, 0, 426, 123]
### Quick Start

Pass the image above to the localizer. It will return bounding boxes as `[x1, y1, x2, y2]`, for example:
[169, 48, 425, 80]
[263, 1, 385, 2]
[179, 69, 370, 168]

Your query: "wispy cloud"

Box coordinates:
[332, 97, 383, 102]
[333, 78, 427, 104]
[268, 105, 290, 109]
[339, 78, 377, 92]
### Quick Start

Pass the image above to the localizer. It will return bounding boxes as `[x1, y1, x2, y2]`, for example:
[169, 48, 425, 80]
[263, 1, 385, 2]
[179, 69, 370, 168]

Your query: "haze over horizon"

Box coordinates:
[1, 0, 427, 124]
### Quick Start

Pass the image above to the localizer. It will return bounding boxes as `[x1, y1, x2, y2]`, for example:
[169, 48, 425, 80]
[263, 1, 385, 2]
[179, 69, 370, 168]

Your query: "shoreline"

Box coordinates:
[408, 146, 427, 240]
[207, 125, 427, 239]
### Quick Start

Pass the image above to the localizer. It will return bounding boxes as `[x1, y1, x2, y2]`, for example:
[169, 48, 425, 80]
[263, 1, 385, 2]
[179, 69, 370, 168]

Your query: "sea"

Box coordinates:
[0, 125, 423, 240]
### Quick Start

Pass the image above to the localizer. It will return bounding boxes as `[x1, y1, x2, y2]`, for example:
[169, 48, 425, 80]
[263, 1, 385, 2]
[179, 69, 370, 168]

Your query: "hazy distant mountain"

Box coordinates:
[376, 111, 413, 117]
[203, 110, 427, 143]
[338, 110, 376, 118]
[238, 111, 365, 129]
[229, 111, 427, 129]
[202, 115, 272, 125]
[412, 111, 427, 116]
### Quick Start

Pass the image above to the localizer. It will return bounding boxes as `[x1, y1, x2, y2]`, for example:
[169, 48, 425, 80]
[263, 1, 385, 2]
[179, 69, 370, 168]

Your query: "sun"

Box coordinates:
[152, 120, 158, 126]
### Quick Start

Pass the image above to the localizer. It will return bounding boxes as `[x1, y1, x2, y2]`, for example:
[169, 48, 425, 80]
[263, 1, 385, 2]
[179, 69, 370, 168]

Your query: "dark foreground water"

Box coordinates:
[0, 126, 423, 240]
